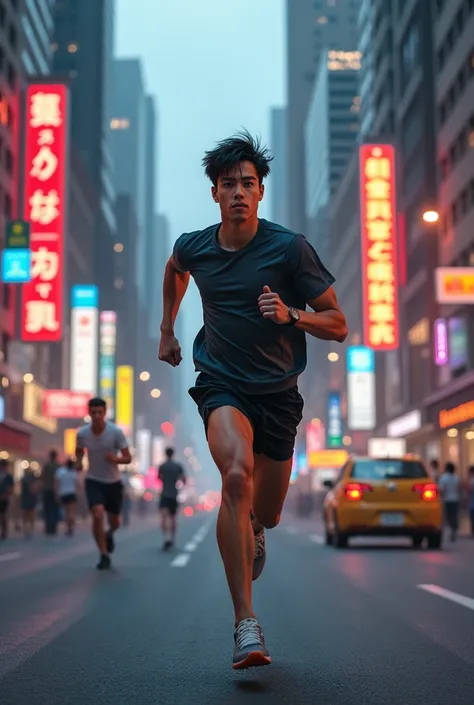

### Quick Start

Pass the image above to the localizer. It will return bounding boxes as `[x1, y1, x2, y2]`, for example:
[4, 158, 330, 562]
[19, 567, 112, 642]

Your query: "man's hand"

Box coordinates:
[105, 452, 118, 464]
[258, 286, 291, 324]
[159, 332, 182, 367]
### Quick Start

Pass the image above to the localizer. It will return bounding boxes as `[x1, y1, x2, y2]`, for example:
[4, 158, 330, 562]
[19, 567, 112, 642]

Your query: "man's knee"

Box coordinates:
[222, 460, 253, 501]
[255, 512, 281, 530]
[91, 505, 105, 522]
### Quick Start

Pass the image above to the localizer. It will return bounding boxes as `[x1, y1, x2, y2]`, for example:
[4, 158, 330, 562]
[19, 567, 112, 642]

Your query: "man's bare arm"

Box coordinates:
[160, 256, 190, 336]
[295, 287, 348, 342]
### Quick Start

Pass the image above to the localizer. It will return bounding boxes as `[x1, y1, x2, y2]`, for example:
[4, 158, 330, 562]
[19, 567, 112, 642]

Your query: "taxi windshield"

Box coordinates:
[351, 459, 428, 480]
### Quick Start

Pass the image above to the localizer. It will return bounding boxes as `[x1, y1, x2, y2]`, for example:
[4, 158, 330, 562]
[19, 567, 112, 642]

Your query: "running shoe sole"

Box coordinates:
[232, 651, 272, 670]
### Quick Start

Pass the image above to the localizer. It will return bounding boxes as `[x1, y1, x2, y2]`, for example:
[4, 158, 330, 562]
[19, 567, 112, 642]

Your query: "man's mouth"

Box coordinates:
[232, 203, 247, 209]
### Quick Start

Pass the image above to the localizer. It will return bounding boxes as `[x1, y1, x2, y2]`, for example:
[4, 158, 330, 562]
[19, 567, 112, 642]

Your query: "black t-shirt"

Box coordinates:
[174, 218, 335, 394]
[158, 461, 185, 500]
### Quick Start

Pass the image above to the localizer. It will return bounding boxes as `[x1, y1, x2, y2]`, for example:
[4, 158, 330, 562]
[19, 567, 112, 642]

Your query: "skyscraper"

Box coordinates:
[51, 0, 116, 308]
[286, 0, 358, 234]
[20, 0, 55, 76]
[270, 107, 287, 227]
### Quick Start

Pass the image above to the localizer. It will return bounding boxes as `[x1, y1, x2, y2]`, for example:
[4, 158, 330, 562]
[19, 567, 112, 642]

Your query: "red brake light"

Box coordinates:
[345, 483, 372, 501]
[413, 483, 438, 501]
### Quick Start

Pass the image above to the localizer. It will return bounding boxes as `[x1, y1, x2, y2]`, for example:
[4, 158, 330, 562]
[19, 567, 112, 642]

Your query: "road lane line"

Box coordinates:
[184, 542, 197, 552]
[286, 526, 297, 534]
[418, 584, 474, 611]
[309, 534, 325, 545]
[0, 552, 21, 563]
[171, 553, 190, 567]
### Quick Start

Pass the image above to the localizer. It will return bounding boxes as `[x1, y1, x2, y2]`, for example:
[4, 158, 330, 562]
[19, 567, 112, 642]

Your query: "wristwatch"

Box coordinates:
[287, 306, 300, 326]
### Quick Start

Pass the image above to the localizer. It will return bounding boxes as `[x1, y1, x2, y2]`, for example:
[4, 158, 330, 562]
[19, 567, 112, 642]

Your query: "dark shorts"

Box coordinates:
[159, 497, 179, 516]
[0, 500, 9, 515]
[189, 373, 304, 462]
[61, 493, 77, 505]
[85, 479, 123, 516]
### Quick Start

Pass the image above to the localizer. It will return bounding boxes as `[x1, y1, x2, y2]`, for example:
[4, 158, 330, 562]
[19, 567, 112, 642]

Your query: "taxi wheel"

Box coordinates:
[333, 520, 348, 549]
[427, 532, 442, 550]
[325, 526, 333, 546]
[412, 535, 423, 549]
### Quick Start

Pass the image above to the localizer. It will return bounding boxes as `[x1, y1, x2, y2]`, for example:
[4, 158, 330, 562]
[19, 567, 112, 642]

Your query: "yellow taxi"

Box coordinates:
[323, 456, 443, 549]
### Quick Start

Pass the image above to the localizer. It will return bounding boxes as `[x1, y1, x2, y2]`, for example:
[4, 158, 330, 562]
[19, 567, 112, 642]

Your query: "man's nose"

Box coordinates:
[234, 183, 244, 198]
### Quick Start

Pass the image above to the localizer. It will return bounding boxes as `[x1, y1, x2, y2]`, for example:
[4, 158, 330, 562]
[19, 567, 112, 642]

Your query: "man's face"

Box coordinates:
[212, 161, 264, 223]
[89, 405, 106, 425]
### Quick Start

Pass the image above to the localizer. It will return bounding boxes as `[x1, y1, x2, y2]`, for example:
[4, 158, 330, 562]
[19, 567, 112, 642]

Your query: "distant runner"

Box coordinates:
[75, 398, 132, 569]
[158, 447, 186, 551]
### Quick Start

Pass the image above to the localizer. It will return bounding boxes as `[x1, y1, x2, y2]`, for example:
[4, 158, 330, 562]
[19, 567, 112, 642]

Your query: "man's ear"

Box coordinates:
[212, 185, 219, 203]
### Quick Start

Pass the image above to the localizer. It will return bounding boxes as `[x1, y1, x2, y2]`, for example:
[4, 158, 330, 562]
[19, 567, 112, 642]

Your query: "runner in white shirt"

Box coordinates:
[55, 459, 79, 536]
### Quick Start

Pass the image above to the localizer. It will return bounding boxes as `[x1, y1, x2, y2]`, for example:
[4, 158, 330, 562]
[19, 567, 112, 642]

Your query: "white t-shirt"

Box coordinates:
[76, 422, 128, 483]
[56, 467, 78, 497]
[439, 473, 461, 502]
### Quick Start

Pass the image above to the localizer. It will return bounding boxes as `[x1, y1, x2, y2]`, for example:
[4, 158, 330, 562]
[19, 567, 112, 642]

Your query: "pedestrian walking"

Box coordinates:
[158, 447, 186, 551]
[20, 468, 39, 539]
[55, 458, 80, 536]
[159, 131, 347, 669]
[41, 449, 60, 535]
[439, 462, 462, 542]
[0, 458, 14, 540]
[467, 466, 474, 537]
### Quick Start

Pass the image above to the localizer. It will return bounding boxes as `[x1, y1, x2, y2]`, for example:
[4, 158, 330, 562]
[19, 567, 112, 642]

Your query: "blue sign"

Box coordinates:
[327, 391, 343, 448]
[71, 285, 98, 309]
[347, 346, 375, 374]
[0, 396, 4, 423]
[1, 249, 31, 283]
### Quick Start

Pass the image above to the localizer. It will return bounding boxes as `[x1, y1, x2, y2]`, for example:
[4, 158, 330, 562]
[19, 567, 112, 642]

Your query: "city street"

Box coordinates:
[1, 510, 474, 704]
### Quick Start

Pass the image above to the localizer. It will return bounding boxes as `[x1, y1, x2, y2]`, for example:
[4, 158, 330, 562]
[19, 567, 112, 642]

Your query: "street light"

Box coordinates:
[151, 388, 161, 399]
[422, 210, 439, 224]
[23, 373, 34, 383]
[139, 371, 150, 382]
[328, 352, 339, 362]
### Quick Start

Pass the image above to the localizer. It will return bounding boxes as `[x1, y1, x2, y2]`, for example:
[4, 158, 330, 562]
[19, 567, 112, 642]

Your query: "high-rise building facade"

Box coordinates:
[144, 95, 157, 310]
[270, 107, 287, 226]
[51, 0, 117, 309]
[286, 0, 358, 234]
[19, 0, 55, 76]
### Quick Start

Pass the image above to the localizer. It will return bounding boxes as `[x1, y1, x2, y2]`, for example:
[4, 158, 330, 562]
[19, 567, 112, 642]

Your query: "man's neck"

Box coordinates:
[218, 216, 259, 251]
[91, 421, 106, 435]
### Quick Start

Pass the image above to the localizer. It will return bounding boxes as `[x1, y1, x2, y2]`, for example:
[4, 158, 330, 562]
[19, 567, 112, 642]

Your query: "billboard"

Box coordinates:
[21, 84, 68, 342]
[99, 311, 117, 419]
[70, 285, 98, 393]
[434, 318, 448, 366]
[116, 366, 133, 439]
[435, 267, 474, 304]
[368, 438, 406, 458]
[327, 391, 343, 448]
[136, 428, 151, 474]
[43, 390, 90, 418]
[347, 346, 376, 430]
[359, 144, 399, 351]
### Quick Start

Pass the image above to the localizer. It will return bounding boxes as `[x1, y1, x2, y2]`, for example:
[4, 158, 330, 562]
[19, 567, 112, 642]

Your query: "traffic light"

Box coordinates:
[161, 421, 175, 437]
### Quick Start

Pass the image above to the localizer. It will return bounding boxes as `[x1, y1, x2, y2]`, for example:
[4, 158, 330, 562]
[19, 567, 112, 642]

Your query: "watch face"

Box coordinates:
[289, 307, 300, 322]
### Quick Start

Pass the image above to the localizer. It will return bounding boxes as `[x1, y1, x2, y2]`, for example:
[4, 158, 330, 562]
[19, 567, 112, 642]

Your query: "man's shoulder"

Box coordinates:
[107, 422, 126, 439]
[176, 224, 219, 249]
[76, 424, 91, 439]
[259, 219, 300, 247]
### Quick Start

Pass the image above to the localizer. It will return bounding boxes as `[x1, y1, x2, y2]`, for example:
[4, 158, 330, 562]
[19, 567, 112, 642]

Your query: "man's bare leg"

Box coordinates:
[252, 454, 293, 530]
[92, 505, 108, 554]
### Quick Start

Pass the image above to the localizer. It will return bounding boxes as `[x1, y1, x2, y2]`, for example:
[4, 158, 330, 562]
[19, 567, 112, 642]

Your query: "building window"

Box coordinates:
[400, 21, 420, 85]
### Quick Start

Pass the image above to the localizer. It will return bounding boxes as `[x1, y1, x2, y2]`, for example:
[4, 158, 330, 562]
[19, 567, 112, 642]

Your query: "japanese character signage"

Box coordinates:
[21, 84, 69, 342]
[70, 285, 99, 394]
[327, 391, 343, 448]
[359, 144, 399, 351]
[99, 311, 117, 419]
[435, 267, 474, 304]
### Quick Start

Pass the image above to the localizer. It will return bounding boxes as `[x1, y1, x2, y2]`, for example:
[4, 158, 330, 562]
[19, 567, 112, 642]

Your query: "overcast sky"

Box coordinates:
[115, 0, 286, 243]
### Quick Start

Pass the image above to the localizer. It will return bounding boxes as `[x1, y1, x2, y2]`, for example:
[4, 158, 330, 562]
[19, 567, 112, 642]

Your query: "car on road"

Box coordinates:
[323, 456, 443, 549]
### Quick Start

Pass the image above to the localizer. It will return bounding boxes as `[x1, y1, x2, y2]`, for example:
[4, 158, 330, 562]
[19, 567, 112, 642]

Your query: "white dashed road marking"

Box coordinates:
[0, 552, 22, 563]
[309, 534, 325, 545]
[171, 518, 214, 568]
[418, 584, 474, 611]
[171, 553, 191, 568]
[286, 526, 297, 535]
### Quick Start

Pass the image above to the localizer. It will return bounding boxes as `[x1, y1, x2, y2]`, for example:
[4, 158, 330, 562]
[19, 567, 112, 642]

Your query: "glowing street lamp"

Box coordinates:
[139, 371, 150, 382]
[151, 388, 161, 399]
[422, 210, 439, 224]
[328, 352, 339, 362]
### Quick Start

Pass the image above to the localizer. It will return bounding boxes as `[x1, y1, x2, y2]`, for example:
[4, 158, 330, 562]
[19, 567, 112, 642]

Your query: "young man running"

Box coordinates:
[75, 398, 132, 569]
[158, 447, 186, 550]
[159, 131, 347, 669]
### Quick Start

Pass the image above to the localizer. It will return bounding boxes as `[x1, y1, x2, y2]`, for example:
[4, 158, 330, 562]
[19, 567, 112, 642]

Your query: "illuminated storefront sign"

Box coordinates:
[64, 428, 79, 457]
[43, 390, 90, 419]
[21, 83, 68, 342]
[136, 428, 151, 474]
[439, 401, 474, 430]
[368, 438, 406, 458]
[347, 346, 376, 431]
[116, 365, 133, 440]
[308, 450, 348, 468]
[434, 318, 448, 366]
[23, 382, 57, 433]
[327, 391, 343, 448]
[435, 267, 474, 304]
[359, 144, 399, 351]
[327, 50, 361, 71]
[387, 409, 422, 438]
[306, 418, 325, 467]
[448, 317, 468, 371]
[70, 285, 98, 393]
[99, 311, 117, 418]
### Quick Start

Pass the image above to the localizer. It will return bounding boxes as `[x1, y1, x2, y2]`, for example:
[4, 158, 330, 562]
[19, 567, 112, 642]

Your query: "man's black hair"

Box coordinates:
[202, 129, 273, 186]
[445, 462, 456, 474]
[88, 397, 106, 409]
[165, 447, 174, 458]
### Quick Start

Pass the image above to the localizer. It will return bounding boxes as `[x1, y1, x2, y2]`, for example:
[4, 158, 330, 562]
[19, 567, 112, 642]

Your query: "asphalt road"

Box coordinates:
[1, 510, 474, 704]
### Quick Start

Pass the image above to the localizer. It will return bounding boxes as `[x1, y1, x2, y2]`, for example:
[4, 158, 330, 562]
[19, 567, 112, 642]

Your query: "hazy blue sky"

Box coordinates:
[116, 0, 286, 243]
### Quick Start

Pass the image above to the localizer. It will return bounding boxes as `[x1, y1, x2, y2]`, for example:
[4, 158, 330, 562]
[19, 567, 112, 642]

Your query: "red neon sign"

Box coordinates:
[359, 144, 399, 351]
[21, 84, 68, 342]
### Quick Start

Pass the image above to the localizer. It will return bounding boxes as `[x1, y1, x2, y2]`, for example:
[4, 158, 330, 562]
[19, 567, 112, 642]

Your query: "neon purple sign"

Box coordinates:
[434, 318, 448, 366]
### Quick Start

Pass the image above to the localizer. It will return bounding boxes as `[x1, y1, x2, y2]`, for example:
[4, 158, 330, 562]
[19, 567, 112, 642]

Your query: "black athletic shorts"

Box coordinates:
[85, 479, 123, 516]
[61, 493, 77, 505]
[189, 373, 304, 462]
[159, 497, 179, 516]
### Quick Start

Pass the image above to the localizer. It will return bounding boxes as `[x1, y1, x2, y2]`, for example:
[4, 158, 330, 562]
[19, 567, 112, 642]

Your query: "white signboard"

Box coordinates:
[347, 346, 376, 431]
[152, 436, 166, 466]
[387, 409, 422, 438]
[368, 438, 407, 459]
[136, 428, 151, 475]
[70, 286, 98, 394]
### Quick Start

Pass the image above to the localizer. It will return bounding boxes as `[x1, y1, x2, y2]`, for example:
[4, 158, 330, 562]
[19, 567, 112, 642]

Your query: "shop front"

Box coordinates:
[386, 409, 438, 461]
[426, 376, 474, 479]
